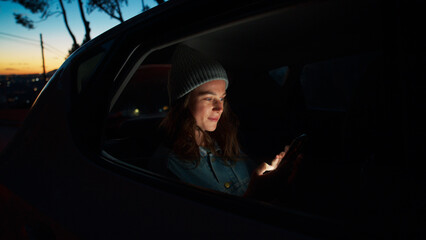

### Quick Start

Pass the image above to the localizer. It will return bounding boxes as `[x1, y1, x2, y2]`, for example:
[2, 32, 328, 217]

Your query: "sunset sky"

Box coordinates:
[0, 1, 161, 75]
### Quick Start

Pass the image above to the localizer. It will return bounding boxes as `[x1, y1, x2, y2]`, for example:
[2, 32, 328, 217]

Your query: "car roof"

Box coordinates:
[79, 0, 382, 71]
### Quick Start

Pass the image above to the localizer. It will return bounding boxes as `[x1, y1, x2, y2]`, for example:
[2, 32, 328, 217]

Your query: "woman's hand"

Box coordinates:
[244, 145, 302, 200]
[253, 150, 285, 175]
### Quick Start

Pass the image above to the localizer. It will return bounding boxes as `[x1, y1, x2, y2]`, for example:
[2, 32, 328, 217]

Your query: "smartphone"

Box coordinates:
[277, 133, 307, 170]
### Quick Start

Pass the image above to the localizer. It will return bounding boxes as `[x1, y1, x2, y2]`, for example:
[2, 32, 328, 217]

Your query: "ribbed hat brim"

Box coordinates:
[168, 44, 228, 103]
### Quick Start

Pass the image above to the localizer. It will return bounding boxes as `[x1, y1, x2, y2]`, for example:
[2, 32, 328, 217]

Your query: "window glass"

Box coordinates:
[300, 53, 378, 112]
[110, 64, 170, 117]
[76, 41, 113, 93]
[103, 49, 171, 167]
[269, 66, 289, 87]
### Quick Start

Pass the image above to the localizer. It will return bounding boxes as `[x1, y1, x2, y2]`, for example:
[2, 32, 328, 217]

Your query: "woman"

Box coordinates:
[155, 44, 299, 199]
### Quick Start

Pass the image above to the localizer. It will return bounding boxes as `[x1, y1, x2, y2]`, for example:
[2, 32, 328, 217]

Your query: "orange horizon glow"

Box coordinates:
[0, 36, 67, 76]
[0, 66, 61, 76]
[0, 52, 65, 75]
[0, 67, 61, 76]
[0, 59, 65, 75]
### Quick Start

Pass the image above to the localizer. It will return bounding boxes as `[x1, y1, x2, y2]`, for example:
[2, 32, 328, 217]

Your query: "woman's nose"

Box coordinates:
[213, 99, 223, 111]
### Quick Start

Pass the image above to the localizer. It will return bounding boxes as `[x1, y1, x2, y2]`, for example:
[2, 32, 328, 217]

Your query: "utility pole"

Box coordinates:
[40, 33, 47, 82]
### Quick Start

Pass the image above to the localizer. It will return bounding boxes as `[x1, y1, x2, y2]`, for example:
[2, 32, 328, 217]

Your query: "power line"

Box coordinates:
[0, 31, 67, 55]
[44, 42, 67, 56]
[44, 47, 67, 59]
[0, 35, 67, 59]
[0, 35, 40, 48]
[0, 32, 38, 43]
[0, 31, 67, 58]
[36, 42, 67, 58]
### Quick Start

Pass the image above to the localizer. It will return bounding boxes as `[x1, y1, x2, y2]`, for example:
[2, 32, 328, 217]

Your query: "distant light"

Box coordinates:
[163, 106, 169, 111]
[33, 87, 38, 92]
[133, 108, 140, 116]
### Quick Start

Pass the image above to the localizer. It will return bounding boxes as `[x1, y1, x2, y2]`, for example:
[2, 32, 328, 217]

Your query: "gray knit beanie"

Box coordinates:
[168, 44, 228, 104]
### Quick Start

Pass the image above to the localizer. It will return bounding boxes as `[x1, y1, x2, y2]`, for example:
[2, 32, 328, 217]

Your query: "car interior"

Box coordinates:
[102, 0, 388, 223]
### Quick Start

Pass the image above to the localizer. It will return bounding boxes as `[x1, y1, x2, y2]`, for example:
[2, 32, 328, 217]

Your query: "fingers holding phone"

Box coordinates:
[245, 134, 307, 200]
[278, 134, 306, 167]
[261, 133, 306, 177]
[270, 151, 286, 169]
[255, 151, 286, 176]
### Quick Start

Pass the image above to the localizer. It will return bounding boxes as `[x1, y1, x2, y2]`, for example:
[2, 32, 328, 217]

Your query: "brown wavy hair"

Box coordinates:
[160, 92, 240, 165]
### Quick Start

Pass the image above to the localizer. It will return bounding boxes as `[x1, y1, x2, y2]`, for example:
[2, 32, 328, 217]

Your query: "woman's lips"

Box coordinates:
[208, 117, 219, 122]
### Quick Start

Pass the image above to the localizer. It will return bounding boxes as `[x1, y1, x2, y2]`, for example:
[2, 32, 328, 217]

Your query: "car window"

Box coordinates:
[300, 52, 379, 112]
[103, 48, 172, 168]
[100, 0, 386, 226]
[269, 66, 289, 87]
[76, 41, 114, 94]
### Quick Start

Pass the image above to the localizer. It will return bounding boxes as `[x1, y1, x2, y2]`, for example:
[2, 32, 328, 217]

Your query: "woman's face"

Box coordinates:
[189, 80, 226, 132]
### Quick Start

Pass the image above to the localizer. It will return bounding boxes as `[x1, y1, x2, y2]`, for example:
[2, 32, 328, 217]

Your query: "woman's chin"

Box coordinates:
[205, 126, 218, 132]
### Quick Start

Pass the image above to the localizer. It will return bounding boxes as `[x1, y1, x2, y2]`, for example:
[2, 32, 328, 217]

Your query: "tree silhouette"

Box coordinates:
[77, 0, 91, 44]
[6, 0, 90, 55]
[87, 0, 127, 23]
[9, 0, 49, 29]
[13, 13, 35, 29]
[88, 0, 167, 22]
[9, 0, 49, 15]
[7, 0, 167, 54]
[58, 0, 80, 55]
[8, 0, 52, 28]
